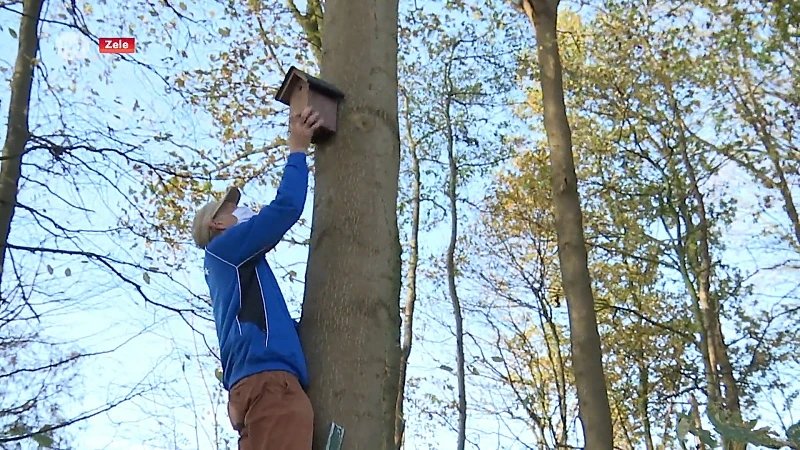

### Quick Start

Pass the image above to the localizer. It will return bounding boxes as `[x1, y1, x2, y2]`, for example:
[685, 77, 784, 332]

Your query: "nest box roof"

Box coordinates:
[275, 66, 345, 106]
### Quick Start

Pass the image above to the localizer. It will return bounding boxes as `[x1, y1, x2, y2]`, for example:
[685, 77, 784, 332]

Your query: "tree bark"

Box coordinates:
[689, 393, 707, 450]
[672, 107, 743, 450]
[0, 0, 44, 282]
[299, 0, 402, 448]
[637, 346, 655, 450]
[394, 89, 421, 450]
[443, 77, 467, 450]
[521, 1, 614, 448]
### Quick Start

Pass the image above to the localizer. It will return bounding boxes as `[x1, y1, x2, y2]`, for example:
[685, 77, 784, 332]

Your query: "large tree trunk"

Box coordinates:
[520, 1, 614, 448]
[0, 0, 44, 282]
[299, 0, 402, 448]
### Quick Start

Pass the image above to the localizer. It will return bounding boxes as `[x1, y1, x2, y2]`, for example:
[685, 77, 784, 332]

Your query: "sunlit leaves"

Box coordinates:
[497, 2, 798, 448]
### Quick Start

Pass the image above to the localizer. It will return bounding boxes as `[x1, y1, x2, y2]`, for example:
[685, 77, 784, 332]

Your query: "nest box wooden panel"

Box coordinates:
[275, 66, 345, 144]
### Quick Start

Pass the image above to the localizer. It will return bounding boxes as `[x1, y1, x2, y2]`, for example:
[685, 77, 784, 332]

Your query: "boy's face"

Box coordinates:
[209, 201, 239, 231]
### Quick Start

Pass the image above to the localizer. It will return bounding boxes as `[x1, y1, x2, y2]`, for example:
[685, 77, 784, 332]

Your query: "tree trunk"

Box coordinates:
[299, 0, 402, 448]
[658, 402, 674, 450]
[287, 0, 323, 64]
[443, 85, 467, 450]
[0, 0, 44, 282]
[394, 89, 421, 450]
[521, 1, 614, 449]
[673, 108, 743, 450]
[727, 67, 800, 250]
[637, 349, 655, 450]
[765, 150, 800, 249]
[689, 394, 706, 450]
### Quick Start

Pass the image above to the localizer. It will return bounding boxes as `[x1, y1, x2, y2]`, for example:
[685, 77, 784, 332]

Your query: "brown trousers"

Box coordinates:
[228, 370, 314, 450]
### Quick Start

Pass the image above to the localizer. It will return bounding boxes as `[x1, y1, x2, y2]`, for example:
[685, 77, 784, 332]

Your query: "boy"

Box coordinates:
[191, 107, 321, 450]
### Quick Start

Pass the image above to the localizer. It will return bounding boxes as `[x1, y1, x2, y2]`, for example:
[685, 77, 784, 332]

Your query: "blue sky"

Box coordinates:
[1, 0, 798, 449]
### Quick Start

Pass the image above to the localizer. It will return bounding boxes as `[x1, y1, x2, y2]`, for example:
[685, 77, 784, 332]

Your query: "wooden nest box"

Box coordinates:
[275, 66, 345, 144]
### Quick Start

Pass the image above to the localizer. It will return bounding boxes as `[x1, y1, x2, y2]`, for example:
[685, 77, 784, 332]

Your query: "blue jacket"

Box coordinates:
[203, 152, 309, 391]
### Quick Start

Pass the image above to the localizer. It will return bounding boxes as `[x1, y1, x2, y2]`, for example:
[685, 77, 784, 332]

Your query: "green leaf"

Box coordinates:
[439, 364, 453, 372]
[490, 356, 503, 362]
[32, 431, 54, 448]
[676, 411, 717, 448]
[143, 272, 151, 284]
[219, 27, 231, 37]
[676, 413, 692, 441]
[696, 429, 717, 447]
[707, 405, 781, 447]
[214, 367, 223, 384]
[7, 422, 29, 436]
[8, 28, 17, 38]
[787, 421, 800, 444]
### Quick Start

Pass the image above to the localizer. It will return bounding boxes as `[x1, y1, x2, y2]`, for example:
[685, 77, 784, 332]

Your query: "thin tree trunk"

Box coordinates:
[299, 0, 402, 448]
[443, 81, 467, 450]
[659, 402, 674, 450]
[765, 150, 800, 248]
[673, 110, 743, 450]
[0, 0, 44, 281]
[630, 289, 655, 450]
[637, 350, 655, 450]
[520, 1, 614, 449]
[534, 283, 569, 446]
[728, 67, 800, 249]
[394, 89, 421, 450]
[669, 192, 721, 406]
[287, 0, 323, 64]
[689, 393, 706, 450]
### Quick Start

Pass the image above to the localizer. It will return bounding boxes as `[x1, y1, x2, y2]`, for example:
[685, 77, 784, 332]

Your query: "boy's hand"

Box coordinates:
[288, 106, 322, 152]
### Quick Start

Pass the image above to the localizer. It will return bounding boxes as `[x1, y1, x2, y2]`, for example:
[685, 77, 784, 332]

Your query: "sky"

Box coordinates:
[0, 0, 799, 449]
